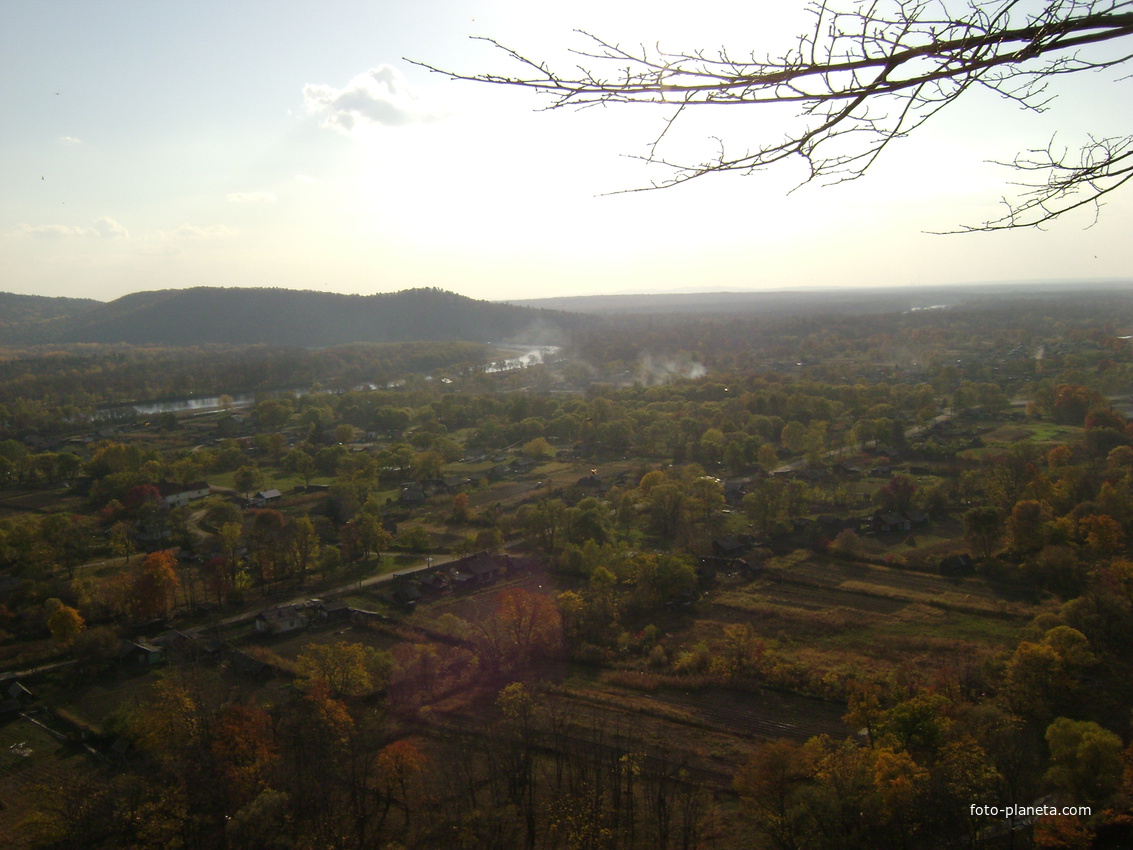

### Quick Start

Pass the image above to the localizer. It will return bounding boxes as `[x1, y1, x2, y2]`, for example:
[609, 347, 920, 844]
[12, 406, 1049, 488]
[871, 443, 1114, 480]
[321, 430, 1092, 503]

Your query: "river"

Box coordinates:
[96, 344, 562, 418]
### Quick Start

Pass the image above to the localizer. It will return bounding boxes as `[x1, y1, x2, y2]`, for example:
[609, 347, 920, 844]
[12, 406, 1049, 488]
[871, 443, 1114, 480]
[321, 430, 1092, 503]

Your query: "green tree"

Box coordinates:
[1044, 718, 1123, 806]
[234, 464, 260, 499]
[523, 437, 555, 461]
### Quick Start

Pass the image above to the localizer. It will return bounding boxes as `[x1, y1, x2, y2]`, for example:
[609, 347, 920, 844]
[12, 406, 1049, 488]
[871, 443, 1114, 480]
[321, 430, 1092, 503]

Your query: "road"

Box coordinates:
[183, 552, 463, 636]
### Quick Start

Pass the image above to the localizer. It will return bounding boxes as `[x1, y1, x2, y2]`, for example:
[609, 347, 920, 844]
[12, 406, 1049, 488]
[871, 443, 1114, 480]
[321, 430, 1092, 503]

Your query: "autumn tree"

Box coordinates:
[130, 549, 181, 619]
[211, 703, 277, 810]
[376, 740, 428, 835]
[45, 598, 85, 645]
[296, 640, 390, 698]
[875, 473, 918, 514]
[474, 588, 562, 674]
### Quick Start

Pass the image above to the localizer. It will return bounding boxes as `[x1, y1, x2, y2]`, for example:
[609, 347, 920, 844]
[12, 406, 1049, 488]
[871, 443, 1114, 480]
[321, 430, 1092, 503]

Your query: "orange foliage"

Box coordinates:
[211, 703, 277, 808]
[130, 549, 180, 619]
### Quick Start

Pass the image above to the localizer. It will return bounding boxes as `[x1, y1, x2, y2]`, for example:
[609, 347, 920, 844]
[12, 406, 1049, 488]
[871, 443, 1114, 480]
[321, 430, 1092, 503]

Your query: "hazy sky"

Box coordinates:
[2, 0, 1130, 303]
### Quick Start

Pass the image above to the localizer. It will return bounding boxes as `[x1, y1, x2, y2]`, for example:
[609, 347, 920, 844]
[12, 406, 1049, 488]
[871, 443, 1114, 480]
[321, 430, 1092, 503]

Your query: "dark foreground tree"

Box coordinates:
[415, 0, 1133, 229]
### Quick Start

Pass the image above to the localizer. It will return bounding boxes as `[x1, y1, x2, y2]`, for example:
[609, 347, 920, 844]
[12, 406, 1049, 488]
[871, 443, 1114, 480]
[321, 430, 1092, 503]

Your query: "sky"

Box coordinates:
[1, 0, 1130, 303]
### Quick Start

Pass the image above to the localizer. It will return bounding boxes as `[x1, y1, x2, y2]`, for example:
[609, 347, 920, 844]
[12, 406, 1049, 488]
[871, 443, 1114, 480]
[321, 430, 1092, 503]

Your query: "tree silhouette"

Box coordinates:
[416, 1, 1133, 229]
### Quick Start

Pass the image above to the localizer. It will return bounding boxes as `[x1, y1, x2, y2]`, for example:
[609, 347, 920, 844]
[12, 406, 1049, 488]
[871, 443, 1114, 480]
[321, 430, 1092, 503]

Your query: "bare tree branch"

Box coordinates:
[409, 0, 1133, 230]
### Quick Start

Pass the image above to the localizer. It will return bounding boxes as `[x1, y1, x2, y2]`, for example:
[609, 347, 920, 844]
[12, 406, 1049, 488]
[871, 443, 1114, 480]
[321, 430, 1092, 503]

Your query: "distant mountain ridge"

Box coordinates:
[0, 291, 102, 343]
[510, 280, 1133, 315]
[0, 287, 580, 346]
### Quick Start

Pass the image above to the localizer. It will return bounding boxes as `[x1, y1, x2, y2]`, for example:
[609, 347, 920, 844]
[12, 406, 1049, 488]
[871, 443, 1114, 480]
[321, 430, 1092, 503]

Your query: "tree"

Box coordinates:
[234, 464, 260, 499]
[1006, 499, 1054, 553]
[876, 473, 918, 514]
[1044, 717, 1123, 805]
[45, 598, 85, 645]
[964, 506, 1003, 558]
[420, 1, 1133, 230]
[211, 703, 277, 809]
[295, 640, 389, 698]
[523, 436, 555, 461]
[474, 588, 562, 673]
[130, 550, 181, 619]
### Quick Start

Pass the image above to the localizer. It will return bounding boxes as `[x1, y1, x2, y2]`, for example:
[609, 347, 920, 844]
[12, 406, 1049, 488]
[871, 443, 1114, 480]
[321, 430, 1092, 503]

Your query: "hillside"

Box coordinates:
[0, 287, 581, 346]
[0, 291, 101, 343]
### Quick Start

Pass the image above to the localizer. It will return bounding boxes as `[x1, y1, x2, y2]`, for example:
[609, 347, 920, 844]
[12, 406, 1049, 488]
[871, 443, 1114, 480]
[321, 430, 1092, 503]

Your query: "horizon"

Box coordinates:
[4, 276, 1133, 308]
[2, 1, 1131, 303]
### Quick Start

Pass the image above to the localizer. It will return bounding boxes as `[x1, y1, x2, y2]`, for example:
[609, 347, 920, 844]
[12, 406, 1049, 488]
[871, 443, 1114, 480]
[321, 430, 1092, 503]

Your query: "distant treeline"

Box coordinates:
[571, 290, 1133, 373]
[0, 341, 495, 437]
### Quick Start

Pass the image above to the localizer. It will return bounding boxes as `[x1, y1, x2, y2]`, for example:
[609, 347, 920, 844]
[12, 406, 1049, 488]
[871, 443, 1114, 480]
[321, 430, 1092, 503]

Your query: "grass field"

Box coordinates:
[695, 549, 1049, 684]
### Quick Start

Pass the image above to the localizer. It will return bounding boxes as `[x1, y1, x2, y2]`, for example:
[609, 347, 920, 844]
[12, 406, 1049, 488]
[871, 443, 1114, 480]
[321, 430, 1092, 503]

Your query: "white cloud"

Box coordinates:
[303, 64, 442, 135]
[11, 217, 128, 238]
[59, 135, 82, 146]
[13, 223, 93, 238]
[93, 217, 129, 238]
[227, 191, 277, 203]
[169, 223, 236, 238]
[295, 174, 319, 184]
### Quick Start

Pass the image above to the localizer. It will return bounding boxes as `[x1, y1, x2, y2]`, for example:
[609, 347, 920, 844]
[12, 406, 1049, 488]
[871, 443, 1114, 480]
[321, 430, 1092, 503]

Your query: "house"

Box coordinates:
[448, 551, 504, 590]
[449, 569, 478, 593]
[872, 512, 911, 533]
[399, 484, 426, 506]
[712, 536, 751, 558]
[254, 605, 307, 635]
[313, 600, 351, 621]
[419, 572, 449, 595]
[391, 583, 421, 609]
[157, 480, 211, 508]
[251, 490, 283, 508]
[118, 639, 164, 666]
[460, 552, 502, 585]
[418, 478, 447, 495]
[904, 510, 929, 527]
[509, 456, 538, 474]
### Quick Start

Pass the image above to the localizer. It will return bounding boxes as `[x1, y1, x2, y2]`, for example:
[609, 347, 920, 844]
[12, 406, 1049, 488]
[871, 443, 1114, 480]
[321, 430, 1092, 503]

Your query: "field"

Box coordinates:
[697, 550, 1047, 682]
[0, 715, 97, 847]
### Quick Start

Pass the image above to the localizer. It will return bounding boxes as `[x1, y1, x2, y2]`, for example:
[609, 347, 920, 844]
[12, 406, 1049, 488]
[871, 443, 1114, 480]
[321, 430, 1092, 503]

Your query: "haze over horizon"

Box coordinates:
[3, 0, 1130, 304]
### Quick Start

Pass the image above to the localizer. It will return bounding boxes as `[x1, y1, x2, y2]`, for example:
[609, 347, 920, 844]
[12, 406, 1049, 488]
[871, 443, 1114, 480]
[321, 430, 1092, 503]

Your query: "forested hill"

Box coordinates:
[0, 287, 581, 346]
[0, 291, 101, 343]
